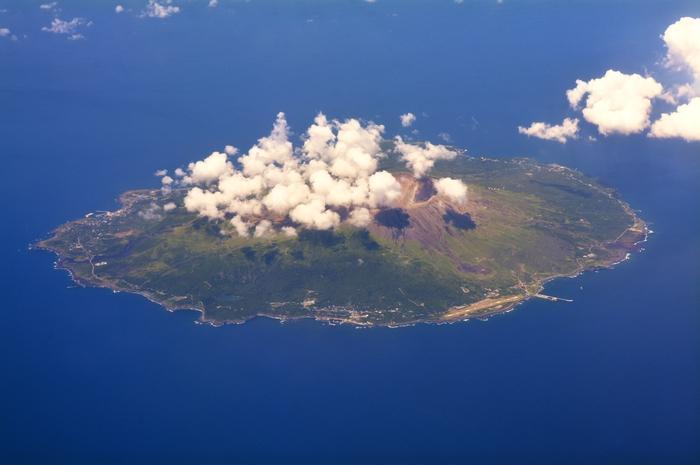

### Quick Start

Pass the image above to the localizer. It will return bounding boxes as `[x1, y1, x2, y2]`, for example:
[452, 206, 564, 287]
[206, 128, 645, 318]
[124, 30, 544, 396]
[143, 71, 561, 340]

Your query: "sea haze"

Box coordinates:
[0, 1, 698, 464]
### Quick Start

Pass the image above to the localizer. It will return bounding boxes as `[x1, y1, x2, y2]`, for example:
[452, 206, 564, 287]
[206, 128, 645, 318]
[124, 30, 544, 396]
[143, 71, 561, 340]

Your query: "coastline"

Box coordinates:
[34, 207, 647, 329]
[440, 201, 649, 323]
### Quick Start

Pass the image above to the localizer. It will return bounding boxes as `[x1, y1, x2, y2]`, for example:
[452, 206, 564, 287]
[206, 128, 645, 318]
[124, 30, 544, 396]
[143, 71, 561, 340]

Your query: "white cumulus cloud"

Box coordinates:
[142, 0, 180, 19]
[394, 136, 458, 177]
[662, 17, 700, 94]
[187, 151, 233, 184]
[289, 198, 340, 230]
[518, 117, 579, 143]
[115, 5, 125, 14]
[649, 97, 700, 142]
[518, 17, 700, 143]
[368, 171, 402, 208]
[230, 216, 251, 237]
[166, 113, 470, 236]
[254, 219, 273, 238]
[435, 177, 468, 204]
[348, 207, 372, 227]
[567, 70, 663, 135]
[400, 112, 416, 127]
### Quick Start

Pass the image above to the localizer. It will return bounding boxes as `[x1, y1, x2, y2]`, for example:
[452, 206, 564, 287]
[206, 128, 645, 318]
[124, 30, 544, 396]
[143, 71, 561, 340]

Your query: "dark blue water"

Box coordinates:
[1, 2, 698, 464]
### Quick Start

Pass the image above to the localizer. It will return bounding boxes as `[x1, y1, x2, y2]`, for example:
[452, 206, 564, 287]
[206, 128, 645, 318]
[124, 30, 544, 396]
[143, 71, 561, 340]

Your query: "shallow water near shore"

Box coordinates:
[1, 1, 699, 464]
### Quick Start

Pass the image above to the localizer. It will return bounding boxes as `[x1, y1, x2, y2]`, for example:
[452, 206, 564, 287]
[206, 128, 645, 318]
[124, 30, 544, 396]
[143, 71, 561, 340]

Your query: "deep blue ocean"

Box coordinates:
[1, 1, 698, 464]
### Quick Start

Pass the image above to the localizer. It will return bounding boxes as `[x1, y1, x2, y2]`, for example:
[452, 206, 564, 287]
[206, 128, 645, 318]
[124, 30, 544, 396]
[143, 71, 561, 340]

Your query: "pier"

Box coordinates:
[533, 293, 574, 303]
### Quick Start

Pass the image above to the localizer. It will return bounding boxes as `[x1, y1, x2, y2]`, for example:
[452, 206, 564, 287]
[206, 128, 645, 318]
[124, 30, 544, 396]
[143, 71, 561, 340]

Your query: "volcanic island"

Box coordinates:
[35, 143, 646, 328]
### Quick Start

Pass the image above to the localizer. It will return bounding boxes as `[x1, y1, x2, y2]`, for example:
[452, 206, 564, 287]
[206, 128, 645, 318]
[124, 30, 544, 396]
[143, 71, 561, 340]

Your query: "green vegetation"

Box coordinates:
[36, 155, 646, 326]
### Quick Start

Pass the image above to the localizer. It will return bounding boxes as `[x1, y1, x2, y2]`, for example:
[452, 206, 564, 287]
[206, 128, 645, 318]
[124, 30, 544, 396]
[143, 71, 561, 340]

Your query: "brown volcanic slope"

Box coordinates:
[368, 173, 486, 272]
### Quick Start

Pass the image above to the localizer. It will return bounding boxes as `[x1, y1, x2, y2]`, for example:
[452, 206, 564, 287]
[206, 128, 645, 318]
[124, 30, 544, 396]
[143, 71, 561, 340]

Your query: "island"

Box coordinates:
[35, 153, 647, 327]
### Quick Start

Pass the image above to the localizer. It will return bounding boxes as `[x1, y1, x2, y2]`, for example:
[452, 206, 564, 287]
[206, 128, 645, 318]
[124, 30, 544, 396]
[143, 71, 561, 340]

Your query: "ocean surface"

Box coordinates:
[1, 1, 698, 464]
